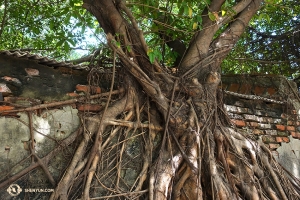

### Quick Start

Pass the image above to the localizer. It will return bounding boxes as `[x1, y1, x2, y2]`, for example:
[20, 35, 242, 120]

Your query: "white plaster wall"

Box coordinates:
[276, 137, 300, 179]
[0, 106, 80, 175]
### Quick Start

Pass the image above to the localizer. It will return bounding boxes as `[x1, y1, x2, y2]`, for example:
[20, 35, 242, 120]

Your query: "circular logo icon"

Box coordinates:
[7, 184, 22, 196]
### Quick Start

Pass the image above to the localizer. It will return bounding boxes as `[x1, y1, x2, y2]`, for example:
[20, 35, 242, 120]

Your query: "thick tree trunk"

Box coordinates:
[49, 0, 300, 199]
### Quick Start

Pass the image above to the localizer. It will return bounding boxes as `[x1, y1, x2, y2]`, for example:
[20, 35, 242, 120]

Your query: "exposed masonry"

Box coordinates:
[222, 80, 300, 150]
[224, 90, 285, 104]
[0, 51, 299, 151]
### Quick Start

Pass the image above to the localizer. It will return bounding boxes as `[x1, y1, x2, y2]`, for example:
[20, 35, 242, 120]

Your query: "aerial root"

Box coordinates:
[82, 109, 134, 199]
[150, 150, 183, 200]
[227, 128, 299, 199]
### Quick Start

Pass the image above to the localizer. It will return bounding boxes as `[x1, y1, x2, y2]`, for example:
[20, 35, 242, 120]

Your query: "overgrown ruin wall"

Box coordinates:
[0, 53, 300, 198]
[222, 74, 300, 179]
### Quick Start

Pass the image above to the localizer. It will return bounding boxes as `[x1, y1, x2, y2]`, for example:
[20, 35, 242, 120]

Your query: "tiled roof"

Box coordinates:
[0, 50, 87, 70]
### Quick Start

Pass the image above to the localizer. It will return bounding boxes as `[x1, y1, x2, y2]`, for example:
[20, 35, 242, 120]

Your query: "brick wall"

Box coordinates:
[1, 54, 300, 151]
[221, 74, 297, 100]
[222, 74, 300, 150]
[224, 95, 300, 149]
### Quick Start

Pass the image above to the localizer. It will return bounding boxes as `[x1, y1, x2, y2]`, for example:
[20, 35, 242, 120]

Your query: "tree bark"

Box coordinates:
[49, 0, 300, 199]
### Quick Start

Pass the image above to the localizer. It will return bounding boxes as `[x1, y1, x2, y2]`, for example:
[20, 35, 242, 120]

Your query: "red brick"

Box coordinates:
[231, 119, 246, 127]
[0, 83, 12, 93]
[77, 104, 102, 112]
[67, 92, 79, 97]
[275, 137, 289, 143]
[253, 86, 265, 95]
[286, 126, 295, 131]
[25, 68, 39, 76]
[282, 137, 289, 142]
[276, 124, 286, 131]
[228, 83, 239, 92]
[267, 87, 276, 96]
[290, 131, 300, 139]
[76, 84, 101, 94]
[0, 105, 15, 111]
[2, 76, 21, 84]
[239, 84, 251, 94]
[76, 84, 89, 93]
[269, 143, 280, 149]
[90, 86, 101, 94]
[290, 131, 296, 138]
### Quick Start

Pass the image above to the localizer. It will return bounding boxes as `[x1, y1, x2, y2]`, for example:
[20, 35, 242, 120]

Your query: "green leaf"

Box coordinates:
[149, 52, 155, 63]
[222, 10, 226, 16]
[74, 2, 82, 7]
[126, 45, 131, 52]
[188, 7, 193, 18]
[64, 41, 70, 52]
[56, 39, 65, 48]
[192, 22, 198, 30]
[67, 39, 76, 47]
[258, 13, 271, 23]
[184, 5, 189, 16]
[208, 12, 216, 21]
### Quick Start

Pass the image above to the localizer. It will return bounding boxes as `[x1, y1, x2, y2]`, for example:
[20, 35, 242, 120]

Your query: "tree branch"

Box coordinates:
[210, 0, 264, 61]
[0, 0, 8, 38]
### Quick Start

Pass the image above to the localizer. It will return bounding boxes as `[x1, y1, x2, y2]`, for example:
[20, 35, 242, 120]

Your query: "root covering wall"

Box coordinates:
[0, 54, 300, 197]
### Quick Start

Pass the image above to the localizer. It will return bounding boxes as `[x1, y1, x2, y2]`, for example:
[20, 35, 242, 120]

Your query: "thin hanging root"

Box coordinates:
[50, 128, 91, 200]
[82, 49, 118, 192]
[215, 130, 239, 200]
[261, 155, 288, 200]
[206, 129, 233, 200]
[83, 154, 100, 199]
[132, 155, 150, 191]
[116, 128, 131, 188]
[82, 110, 134, 199]
[173, 164, 192, 199]
[132, 132, 152, 191]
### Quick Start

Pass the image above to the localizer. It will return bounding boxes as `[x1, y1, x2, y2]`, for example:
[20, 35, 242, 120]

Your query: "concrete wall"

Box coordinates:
[0, 106, 80, 200]
[276, 136, 300, 179]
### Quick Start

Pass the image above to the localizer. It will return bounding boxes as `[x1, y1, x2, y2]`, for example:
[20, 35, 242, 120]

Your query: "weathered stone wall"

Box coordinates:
[222, 74, 300, 179]
[221, 74, 298, 99]
[0, 54, 88, 101]
[1, 54, 300, 197]
[0, 106, 80, 199]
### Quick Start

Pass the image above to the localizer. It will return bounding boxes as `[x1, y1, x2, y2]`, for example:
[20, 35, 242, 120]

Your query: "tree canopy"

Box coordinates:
[0, 0, 299, 76]
[1, 0, 300, 199]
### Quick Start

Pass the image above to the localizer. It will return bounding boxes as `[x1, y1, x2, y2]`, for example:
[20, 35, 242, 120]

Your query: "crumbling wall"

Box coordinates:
[1, 54, 300, 198]
[222, 74, 300, 179]
[0, 54, 88, 101]
[0, 106, 80, 199]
